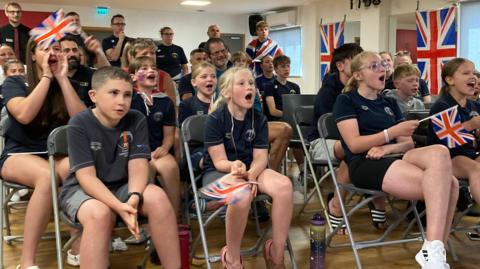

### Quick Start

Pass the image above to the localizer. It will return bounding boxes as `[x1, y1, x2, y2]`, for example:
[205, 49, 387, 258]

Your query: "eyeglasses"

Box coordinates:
[6, 10, 21, 14]
[112, 23, 126, 26]
[211, 49, 227, 57]
[361, 60, 390, 72]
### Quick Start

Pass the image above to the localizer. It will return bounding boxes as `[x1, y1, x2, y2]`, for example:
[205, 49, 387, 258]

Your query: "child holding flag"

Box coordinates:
[334, 51, 458, 269]
[427, 58, 480, 205]
[203, 67, 292, 269]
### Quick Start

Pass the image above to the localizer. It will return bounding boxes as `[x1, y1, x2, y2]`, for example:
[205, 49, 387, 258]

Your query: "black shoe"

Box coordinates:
[252, 200, 270, 222]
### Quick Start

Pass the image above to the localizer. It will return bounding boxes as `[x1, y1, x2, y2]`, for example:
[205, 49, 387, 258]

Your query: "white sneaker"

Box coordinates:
[111, 237, 128, 251]
[16, 265, 39, 269]
[66, 249, 80, 267]
[415, 240, 450, 269]
[10, 189, 29, 202]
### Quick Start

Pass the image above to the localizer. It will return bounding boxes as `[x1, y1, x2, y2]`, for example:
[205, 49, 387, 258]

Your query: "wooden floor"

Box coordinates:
[4, 183, 480, 268]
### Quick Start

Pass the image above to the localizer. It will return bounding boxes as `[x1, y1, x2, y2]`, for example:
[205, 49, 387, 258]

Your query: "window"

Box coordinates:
[459, 1, 480, 68]
[270, 26, 303, 76]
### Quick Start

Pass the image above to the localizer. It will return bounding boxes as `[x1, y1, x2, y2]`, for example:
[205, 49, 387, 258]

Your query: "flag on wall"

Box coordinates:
[416, 6, 457, 95]
[29, 9, 75, 49]
[430, 105, 474, 148]
[320, 20, 345, 81]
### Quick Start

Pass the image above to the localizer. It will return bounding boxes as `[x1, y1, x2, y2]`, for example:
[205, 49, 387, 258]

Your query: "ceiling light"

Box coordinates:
[180, 0, 211, 6]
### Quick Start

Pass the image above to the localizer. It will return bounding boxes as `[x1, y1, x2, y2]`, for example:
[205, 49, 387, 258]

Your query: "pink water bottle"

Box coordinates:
[178, 224, 190, 269]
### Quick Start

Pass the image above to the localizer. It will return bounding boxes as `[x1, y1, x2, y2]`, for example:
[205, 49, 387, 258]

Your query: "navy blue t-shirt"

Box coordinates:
[427, 93, 480, 158]
[178, 95, 210, 126]
[178, 73, 195, 100]
[263, 79, 300, 121]
[70, 65, 95, 108]
[333, 89, 404, 164]
[203, 105, 269, 173]
[1, 75, 82, 155]
[155, 44, 188, 78]
[309, 72, 344, 141]
[102, 35, 133, 67]
[130, 92, 176, 151]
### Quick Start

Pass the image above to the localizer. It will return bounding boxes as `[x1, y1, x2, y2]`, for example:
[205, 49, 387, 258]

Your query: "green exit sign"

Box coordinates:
[96, 6, 109, 15]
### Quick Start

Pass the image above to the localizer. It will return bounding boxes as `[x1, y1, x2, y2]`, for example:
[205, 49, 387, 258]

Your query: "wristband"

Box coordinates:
[42, 75, 52, 81]
[127, 192, 143, 205]
[383, 129, 390, 143]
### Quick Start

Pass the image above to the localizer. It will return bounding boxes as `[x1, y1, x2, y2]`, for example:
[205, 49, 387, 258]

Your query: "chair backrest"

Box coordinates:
[317, 112, 341, 141]
[293, 105, 314, 140]
[181, 114, 208, 146]
[47, 125, 69, 156]
[282, 94, 316, 140]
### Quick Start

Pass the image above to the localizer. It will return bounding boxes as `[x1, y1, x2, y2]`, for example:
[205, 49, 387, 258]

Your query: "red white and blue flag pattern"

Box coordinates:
[29, 9, 75, 49]
[431, 106, 474, 148]
[416, 6, 457, 95]
[320, 20, 345, 81]
[200, 173, 257, 204]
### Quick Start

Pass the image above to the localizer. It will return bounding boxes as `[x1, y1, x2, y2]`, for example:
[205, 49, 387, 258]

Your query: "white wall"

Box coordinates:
[17, 3, 250, 61]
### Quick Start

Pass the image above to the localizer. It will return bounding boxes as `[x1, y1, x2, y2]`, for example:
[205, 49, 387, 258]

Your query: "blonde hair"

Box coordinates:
[343, 51, 379, 93]
[256, 20, 268, 30]
[191, 62, 216, 80]
[210, 67, 254, 113]
[393, 64, 420, 81]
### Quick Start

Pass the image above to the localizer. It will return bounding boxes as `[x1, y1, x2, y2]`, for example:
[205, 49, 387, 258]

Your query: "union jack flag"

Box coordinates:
[430, 105, 473, 148]
[200, 173, 257, 204]
[320, 20, 345, 81]
[29, 9, 75, 49]
[416, 6, 457, 95]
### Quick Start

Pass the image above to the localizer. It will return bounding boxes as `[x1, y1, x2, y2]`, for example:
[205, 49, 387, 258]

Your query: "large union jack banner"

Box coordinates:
[29, 9, 75, 49]
[320, 20, 345, 81]
[416, 6, 457, 95]
[431, 105, 473, 148]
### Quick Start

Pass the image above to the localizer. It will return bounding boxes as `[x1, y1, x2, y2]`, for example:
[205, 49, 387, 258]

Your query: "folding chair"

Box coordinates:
[280, 94, 315, 181]
[318, 113, 425, 269]
[181, 115, 297, 269]
[292, 106, 331, 226]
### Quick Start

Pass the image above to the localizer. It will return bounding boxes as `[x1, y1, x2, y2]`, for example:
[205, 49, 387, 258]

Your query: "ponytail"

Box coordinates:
[343, 76, 359, 93]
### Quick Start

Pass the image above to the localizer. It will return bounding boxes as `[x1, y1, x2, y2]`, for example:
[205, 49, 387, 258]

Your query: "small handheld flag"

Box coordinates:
[29, 9, 75, 49]
[200, 173, 257, 204]
[430, 105, 474, 148]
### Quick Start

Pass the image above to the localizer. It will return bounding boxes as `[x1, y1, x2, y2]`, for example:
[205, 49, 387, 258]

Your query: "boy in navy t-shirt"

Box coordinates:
[59, 66, 180, 268]
[128, 56, 181, 216]
[263, 55, 300, 121]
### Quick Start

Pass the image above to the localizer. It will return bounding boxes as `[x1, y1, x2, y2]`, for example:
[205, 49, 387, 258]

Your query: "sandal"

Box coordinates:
[368, 201, 388, 230]
[263, 239, 285, 269]
[220, 246, 244, 269]
[327, 192, 347, 235]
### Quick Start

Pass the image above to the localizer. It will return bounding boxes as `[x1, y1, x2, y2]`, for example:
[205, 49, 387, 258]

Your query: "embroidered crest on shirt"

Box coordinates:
[361, 105, 369, 111]
[90, 142, 102, 151]
[384, 107, 394, 116]
[245, 129, 256, 142]
[118, 131, 133, 157]
[153, 112, 164, 122]
[225, 132, 232, 140]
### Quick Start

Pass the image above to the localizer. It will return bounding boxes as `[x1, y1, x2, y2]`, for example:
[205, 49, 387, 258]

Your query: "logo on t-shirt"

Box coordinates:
[172, 53, 178, 59]
[361, 105, 369, 111]
[225, 132, 232, 140]
[196, 111, 204, 115]
[470, 111, 479, 118]
[153, 112, 164, 122]
[90, 141, 102, 151]
[118, 131, 133, 157]
[384, 107, 394, 116]
[245, 129, 256, 142]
